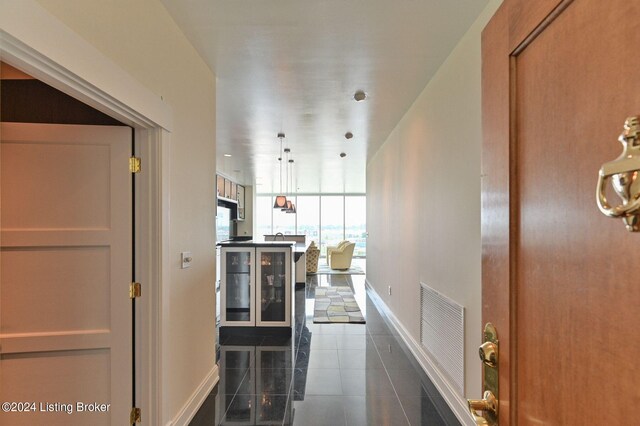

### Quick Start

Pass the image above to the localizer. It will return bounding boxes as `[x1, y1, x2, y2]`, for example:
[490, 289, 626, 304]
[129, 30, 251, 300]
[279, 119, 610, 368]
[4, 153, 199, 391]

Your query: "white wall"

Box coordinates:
[33, 0, 217, 422]
[367, 0, 501, 402]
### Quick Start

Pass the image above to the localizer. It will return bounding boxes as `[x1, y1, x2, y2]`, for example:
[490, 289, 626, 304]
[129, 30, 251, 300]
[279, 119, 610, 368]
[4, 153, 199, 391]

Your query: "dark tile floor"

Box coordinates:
[190, 270, 461, 426]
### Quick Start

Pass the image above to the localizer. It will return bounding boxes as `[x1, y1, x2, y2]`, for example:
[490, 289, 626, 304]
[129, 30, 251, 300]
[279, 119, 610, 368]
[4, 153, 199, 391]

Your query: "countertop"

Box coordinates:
[217, 240, 308, 252]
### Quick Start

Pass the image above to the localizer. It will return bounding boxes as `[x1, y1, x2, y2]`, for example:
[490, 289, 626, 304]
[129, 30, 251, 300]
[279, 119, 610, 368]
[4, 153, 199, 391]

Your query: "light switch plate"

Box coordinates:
[181, 252, 192, 269]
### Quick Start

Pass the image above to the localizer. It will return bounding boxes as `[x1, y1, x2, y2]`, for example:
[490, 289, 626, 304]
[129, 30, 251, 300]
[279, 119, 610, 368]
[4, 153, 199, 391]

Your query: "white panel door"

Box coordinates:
[0, 123, 132, 425]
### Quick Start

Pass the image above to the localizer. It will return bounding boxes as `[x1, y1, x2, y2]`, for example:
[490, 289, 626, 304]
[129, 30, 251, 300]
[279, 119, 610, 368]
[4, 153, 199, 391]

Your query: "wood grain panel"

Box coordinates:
[484, 0, 640, 424]
[480, 4, 513, 425]
[513, 0, 640, 423]
[508, 0, 564, 52]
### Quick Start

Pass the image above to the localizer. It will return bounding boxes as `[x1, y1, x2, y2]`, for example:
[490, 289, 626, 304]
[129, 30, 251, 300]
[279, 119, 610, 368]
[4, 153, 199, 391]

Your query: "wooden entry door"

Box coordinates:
[481, 1, 640, 424]
[0, 123, 132, 425]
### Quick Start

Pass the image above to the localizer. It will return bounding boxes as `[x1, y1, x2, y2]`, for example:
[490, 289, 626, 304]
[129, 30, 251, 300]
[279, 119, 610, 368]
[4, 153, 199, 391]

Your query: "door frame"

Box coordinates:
[2, 2, 172, 424]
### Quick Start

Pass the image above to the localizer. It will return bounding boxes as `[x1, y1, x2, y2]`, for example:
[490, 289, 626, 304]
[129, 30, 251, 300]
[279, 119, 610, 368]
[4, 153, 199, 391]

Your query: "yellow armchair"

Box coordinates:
[328, 242, 356, 270]
[326, 240, 349, 264]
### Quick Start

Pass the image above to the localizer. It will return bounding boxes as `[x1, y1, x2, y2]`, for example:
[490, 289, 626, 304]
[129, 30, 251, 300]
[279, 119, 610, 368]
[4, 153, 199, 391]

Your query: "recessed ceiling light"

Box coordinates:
[224, 153, 232, 157]
[340, 152, 346, 158]
[353, 90, 366, 102]
[345, 132, 353, 140]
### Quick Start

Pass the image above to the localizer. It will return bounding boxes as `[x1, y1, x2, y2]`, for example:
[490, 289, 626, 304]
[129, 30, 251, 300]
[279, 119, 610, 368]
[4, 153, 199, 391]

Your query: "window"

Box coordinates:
[255, 196, 273, 240]
[296, 196, 320, 244]
[255, 193, 366, 257]
[345, 196, 366, 257]
[320, 196, 344, 256]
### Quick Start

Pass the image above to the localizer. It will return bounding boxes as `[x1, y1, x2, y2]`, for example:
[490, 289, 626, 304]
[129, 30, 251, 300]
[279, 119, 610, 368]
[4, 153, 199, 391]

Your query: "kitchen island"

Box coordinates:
[217, 241, 295, 338]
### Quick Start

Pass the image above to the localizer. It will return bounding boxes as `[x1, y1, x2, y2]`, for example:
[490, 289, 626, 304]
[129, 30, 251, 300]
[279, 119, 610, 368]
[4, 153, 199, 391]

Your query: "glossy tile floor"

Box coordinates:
[191, 263, 460, 426]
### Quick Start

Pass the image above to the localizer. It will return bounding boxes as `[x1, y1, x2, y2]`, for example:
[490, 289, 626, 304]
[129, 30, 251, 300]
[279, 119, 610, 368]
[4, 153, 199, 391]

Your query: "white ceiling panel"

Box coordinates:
[161, 0, 489, 193]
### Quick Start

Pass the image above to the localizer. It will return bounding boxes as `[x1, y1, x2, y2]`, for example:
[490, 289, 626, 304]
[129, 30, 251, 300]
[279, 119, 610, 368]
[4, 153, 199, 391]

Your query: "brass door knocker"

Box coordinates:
[596, 116, 640, 231]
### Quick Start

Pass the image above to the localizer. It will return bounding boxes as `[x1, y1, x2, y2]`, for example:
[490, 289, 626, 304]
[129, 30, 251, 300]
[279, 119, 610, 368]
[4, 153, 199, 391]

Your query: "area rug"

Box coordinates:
[313, 286, 365, 323]
[314, 264, 365, 275]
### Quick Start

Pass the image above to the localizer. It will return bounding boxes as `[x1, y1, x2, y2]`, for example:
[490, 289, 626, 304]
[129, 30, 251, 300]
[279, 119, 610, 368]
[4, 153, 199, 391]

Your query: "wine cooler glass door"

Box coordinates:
[221, 248, 254, 326]
[256, 248, 290, 326]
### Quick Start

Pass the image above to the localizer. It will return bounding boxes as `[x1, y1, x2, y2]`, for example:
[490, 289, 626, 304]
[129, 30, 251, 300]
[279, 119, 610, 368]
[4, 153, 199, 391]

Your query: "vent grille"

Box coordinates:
[420, 282, 464, 395]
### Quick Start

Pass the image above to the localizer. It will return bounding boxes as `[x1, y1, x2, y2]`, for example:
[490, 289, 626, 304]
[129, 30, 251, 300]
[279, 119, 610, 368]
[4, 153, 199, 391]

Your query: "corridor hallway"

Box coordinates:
[190, 269, 460, 425]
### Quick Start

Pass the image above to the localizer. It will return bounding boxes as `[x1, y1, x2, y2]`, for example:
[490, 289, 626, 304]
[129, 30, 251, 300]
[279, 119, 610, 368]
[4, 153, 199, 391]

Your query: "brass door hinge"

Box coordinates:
[130, 407, 141, 424]
[129, 156, 141, 173]
[129, 282, 142, 299]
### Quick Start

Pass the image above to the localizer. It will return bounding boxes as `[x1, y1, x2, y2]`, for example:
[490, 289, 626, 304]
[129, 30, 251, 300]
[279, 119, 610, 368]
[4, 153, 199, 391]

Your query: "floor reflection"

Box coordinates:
[191, 266, 460, 426]
[213, 344, 295, 425]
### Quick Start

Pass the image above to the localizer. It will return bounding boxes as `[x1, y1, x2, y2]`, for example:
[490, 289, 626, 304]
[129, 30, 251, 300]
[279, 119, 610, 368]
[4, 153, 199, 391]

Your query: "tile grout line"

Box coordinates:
[218, 270, 419, 426]
[281, 364, 296, 426]
[217, 367, 249, 426]
[368, 289, 457, 425]
[366, 304, 413, 426]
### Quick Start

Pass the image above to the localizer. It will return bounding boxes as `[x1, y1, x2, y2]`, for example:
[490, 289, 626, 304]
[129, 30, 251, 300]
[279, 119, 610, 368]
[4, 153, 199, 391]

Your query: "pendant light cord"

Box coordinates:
[279, 136, 283, 194]
[286, 149, 290, 195]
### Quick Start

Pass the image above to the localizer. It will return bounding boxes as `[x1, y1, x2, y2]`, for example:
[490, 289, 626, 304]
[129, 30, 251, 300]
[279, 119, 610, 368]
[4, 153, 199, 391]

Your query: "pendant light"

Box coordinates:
[287, 159, 297, 214]
[282, 148, 293, 212]
[273, 133, 288, 209]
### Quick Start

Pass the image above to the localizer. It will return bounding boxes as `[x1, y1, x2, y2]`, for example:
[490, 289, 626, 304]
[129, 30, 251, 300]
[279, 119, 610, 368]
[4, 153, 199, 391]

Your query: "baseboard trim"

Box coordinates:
[365, 281, 475, 426]
[169, 364, 219, 426]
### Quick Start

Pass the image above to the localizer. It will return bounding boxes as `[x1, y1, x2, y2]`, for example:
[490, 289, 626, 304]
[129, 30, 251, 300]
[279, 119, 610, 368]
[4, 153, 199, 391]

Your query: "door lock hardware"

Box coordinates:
[596, 116, 640, 231]
[468, 323, 499, 425]
[468, 391, 498, 426]
[478, 341, 498, 368]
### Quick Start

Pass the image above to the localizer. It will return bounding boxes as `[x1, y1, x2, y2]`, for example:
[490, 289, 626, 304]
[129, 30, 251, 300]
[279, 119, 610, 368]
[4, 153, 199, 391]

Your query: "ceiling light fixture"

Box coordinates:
[282, 148, 291, 212]
[224, 153, 232, 157]
[340, 152, 347, 158]
[281, 149, 296, 214]
[273, 133, 288, 209]
[353, 90, 366, 102]
[286, 158, 296, 214]
[345, 132, 353, 140]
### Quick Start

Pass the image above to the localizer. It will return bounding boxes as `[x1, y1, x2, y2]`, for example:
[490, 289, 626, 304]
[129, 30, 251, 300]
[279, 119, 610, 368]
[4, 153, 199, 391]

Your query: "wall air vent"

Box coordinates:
[420, 282, 464, 395]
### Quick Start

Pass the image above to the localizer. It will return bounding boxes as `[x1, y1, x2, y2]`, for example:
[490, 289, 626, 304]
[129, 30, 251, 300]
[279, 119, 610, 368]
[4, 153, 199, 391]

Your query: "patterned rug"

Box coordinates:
[313, 264, 365, 275]
[313, 286, 365, 323]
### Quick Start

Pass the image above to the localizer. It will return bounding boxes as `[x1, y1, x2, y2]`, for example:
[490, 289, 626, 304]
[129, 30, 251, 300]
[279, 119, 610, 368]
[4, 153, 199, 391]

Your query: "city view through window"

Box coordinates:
[256, 195, 366, 257]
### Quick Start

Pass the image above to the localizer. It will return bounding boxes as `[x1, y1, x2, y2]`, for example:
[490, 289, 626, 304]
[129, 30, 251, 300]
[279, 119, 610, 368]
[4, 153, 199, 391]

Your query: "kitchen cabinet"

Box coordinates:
[237, 184, 245, 220]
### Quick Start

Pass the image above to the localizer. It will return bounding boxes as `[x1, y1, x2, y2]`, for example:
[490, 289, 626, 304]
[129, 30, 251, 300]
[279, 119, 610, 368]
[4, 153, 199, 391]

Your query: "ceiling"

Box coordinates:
[160, 0, 488, 193]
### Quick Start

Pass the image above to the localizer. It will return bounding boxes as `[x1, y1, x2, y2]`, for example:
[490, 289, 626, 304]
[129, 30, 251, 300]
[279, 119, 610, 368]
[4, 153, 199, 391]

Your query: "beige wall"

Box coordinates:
[367, 0, 501, 400]
[34, 0, 217, 422]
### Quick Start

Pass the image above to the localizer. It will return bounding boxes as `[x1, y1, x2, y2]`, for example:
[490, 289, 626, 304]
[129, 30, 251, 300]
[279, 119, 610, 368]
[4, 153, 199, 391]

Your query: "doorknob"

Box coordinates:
[468, 390, 498, 426]
[596, 116, 640, 231]
[468, 323, 499, 425]
[479, 341, 498, 368]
